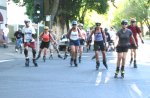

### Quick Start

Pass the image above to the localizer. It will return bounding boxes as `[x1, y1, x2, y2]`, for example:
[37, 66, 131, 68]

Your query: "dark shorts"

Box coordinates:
[108, 40, 114, 45]
[129, 44, 138, 49]
[94, 41, 105, 51]
[116, 46, 129, 53]
[24, 42, 35, 49]
[87, 40, 92, 45]
[80, 39, 85, 46]
[70, 39, 80, 46]
[40, 41, 50, 49]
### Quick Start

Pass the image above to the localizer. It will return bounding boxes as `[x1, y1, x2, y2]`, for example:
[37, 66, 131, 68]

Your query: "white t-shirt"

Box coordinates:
[22, 26, 36, 42]
[3, 27, 9, 37]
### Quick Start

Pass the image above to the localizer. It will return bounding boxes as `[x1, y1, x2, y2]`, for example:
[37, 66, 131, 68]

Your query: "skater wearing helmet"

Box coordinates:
[78, 23, 87, 63]
[36, 26, 56, 62]
[114, 20, 137, 78]
[22, 19, 38, 67]
[88, 22, 108, 70]
[67, 20, 82, 67]
[128, 18, 144, 68]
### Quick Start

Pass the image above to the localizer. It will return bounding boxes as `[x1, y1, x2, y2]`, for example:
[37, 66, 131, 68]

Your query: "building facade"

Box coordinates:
[0, 0, 7, 29]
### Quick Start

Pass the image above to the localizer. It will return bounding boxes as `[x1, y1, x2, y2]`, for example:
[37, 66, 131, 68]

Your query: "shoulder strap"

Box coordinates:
[77, 28, 80, 34]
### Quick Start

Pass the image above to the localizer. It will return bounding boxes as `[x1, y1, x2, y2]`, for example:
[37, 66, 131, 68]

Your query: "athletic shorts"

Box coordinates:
[40, 41, 50, 49]
[70, 39, 80, 46]
[129, 44, 138, 49]
[116, 46, 129, 53]
[24, 42, 35, 49]
[80, 39, 85, 46]
[94, 41, 105, 51]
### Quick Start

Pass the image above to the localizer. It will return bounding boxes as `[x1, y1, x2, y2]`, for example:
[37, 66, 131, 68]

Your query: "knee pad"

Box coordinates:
[32, 49, 36, 55]
[24, 48, 28, 56]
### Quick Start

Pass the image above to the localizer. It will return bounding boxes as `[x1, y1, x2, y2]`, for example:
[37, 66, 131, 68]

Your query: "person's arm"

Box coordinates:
[89, 30, 94, 40]
[84, 31, 87, 41]
[102, 29, 107, 44]
[49, 33, 56, 44]
[137, 26, 144, 43]
[77, 28, 84, 39]
[131, 35, 137, 46]
[114, 32, 119, 47]
[138, 32, 144, 44]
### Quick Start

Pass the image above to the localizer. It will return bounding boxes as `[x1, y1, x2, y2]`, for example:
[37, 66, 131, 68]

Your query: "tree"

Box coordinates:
[12, 0, 109, 33]
[124, 0, 150, 36]
[112, 0, 150, 36]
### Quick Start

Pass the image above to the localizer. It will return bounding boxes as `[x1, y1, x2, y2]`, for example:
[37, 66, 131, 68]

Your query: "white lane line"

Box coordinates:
[104, 72, 110, 84]
[95, 72, 102, 86]
[131, 83, 143, 97]
[0, 59, 14, 63]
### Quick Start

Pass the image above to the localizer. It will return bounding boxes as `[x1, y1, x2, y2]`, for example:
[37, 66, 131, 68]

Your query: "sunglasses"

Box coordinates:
[96, 24, 101, 26]
[72, 24, 77, 26]
[131, 21, 136, 23]
[122, 23, 128, 25]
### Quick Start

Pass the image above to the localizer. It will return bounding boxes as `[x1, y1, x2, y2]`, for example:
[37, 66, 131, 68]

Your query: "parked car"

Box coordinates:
[58, 34, 69, 51]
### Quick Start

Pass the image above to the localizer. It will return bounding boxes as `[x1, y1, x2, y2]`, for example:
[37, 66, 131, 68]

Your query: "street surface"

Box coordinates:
[0, 41, 150, 98]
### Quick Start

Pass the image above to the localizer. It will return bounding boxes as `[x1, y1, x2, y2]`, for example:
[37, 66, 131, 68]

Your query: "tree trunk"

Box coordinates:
[80, 8, 87, 24]
[50, 0, 59, 29]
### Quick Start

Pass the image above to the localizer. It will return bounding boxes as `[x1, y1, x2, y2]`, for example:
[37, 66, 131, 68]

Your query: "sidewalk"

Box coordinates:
[0, 43, 24, 60]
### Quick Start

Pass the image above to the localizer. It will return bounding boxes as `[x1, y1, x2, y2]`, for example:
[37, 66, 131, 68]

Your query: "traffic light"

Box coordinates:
[33, 0, 43, 24]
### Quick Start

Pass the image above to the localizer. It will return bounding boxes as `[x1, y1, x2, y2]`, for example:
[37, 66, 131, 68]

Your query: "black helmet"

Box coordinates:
[121, 20, 128, 25]
[104, 28, 108, 32]
[95, 22, 101, 26]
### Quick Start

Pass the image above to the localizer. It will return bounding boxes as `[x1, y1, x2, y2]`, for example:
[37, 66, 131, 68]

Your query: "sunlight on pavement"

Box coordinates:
[95, 72, 102, 86]
[131, 83, 143, 97]
[104, 72, 110, 84]
[0, 59, 14, 63]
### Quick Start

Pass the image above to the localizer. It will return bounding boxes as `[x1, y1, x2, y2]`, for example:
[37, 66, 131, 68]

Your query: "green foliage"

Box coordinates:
[25, 0, 34, 19]
[12, 0, 34, 20]
[112, 0, 150, 30]
[13, 0, 109, 29]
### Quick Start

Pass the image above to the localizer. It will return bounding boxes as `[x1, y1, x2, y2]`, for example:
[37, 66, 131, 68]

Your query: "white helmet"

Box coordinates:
[72, 20, 77, 25]
[24, 19, 31, 23]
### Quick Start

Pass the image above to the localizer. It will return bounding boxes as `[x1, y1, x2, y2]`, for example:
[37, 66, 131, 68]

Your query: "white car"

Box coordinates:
[58, 35, 69, 51]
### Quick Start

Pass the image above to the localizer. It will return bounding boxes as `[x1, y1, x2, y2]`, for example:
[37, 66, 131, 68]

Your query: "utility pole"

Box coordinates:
[37, 23, 40, 52]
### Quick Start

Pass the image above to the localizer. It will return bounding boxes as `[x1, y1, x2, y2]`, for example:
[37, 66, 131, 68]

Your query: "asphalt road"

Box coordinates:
[0, 41, 150, 98]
